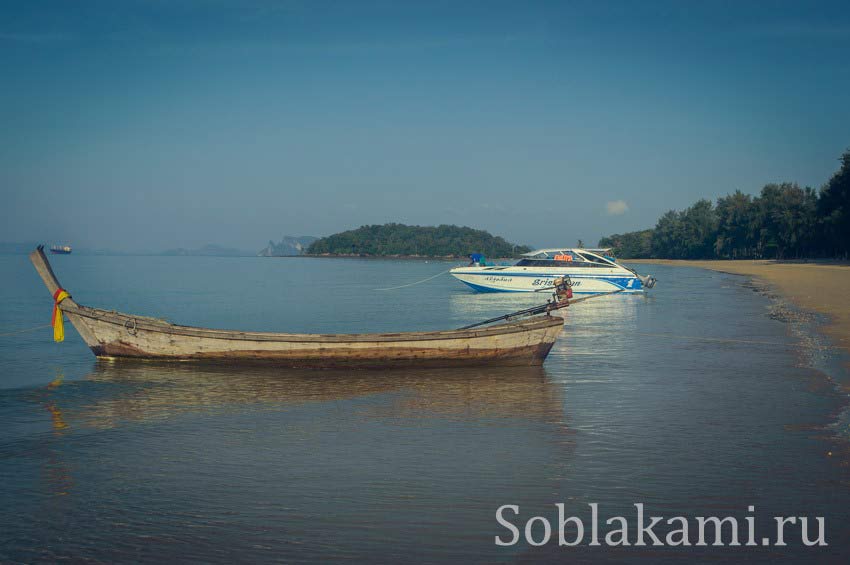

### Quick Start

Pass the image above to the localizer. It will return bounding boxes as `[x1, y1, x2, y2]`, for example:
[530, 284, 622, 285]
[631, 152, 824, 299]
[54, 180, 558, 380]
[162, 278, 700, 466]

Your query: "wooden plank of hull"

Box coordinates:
[29, 247, 564, 368]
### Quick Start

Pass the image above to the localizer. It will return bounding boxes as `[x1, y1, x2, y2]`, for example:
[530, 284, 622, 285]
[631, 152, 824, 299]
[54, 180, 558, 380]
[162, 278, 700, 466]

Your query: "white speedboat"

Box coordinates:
[450, 248, 657, 294]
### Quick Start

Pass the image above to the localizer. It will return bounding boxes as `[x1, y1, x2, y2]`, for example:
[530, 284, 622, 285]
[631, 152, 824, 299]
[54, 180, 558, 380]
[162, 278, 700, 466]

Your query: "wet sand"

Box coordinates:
[630, 259, 850, 360]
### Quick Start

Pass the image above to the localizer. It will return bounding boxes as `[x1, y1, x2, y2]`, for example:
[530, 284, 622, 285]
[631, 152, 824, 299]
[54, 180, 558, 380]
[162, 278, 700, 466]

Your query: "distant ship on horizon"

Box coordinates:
[49, 244, 72, 255]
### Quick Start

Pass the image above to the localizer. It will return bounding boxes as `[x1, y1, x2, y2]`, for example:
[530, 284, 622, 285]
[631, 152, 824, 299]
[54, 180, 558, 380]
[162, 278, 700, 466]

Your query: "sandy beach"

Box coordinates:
[630, 259, 850, 361]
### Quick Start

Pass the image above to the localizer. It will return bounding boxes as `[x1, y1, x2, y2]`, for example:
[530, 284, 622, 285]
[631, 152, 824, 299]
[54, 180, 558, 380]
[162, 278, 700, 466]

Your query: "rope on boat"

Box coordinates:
[0, 323, 53, 337]
[52, 288, 70, 342]
[373, 269, 453, 291]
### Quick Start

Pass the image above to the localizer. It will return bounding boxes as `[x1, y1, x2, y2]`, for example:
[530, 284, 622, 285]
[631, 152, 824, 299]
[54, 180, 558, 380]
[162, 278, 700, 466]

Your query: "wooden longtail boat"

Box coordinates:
[30, 247, 564, 368]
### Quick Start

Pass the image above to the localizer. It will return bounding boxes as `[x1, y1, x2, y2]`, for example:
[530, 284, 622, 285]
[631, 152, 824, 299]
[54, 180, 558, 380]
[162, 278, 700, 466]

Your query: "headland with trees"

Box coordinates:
[599, 150, 850, 260]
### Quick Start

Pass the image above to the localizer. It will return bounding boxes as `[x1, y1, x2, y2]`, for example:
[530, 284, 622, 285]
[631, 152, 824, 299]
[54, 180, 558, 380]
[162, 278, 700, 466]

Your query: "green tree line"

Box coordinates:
[307, 223, 531, 257]
[599, 150, 850, 259]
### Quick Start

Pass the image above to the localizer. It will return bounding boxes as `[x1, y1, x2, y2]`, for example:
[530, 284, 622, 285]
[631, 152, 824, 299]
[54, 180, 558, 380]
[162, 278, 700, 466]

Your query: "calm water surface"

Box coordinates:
[1, 255, 848, 562]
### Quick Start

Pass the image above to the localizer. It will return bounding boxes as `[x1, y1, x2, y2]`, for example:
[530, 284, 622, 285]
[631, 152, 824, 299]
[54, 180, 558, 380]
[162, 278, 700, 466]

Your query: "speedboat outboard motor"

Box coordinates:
[638, 274, 657, 289]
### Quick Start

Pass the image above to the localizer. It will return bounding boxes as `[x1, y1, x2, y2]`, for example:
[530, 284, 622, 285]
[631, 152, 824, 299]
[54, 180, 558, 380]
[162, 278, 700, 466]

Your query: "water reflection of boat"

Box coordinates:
[30, 246, 564, 368]
[449, 290, 641, 322]
[49, 362, 567, 428]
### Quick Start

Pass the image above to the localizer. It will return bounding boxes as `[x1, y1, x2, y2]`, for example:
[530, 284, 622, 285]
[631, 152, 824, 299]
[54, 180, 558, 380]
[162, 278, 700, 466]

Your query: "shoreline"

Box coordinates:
[627, 259, 850, 366]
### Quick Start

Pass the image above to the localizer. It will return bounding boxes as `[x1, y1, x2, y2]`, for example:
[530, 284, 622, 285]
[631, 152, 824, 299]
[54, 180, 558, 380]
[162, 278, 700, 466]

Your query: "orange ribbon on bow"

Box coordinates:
[52, 288, 70, 342]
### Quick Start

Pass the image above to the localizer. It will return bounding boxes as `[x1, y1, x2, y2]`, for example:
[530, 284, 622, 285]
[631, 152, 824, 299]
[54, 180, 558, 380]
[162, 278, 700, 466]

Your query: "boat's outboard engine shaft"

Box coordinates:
[638, 274, 657, 289]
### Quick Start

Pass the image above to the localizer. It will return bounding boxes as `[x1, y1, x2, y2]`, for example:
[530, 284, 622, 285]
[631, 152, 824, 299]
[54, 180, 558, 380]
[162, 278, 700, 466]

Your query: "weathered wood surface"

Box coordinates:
[29, 247, 564, 368]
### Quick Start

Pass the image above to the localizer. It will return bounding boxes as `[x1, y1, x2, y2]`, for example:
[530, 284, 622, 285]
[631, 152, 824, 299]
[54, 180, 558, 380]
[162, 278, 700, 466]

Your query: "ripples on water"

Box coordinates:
[0, 255, 848, 562]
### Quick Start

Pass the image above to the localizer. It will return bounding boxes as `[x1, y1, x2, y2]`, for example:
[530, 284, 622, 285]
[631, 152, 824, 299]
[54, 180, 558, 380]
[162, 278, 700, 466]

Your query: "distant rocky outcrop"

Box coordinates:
[258, 236, 318, 257]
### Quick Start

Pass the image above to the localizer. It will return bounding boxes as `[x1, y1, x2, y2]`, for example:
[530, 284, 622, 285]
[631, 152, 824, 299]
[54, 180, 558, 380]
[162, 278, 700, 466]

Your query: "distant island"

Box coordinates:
[306, 223, 530, 258]
[599, 149, 850, 260]
[258, 236, 318, 257]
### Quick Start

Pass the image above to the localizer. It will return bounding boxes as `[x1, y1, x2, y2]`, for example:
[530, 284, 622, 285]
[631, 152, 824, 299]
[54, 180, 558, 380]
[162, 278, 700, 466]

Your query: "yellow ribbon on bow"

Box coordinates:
[52, 289, 70, 342]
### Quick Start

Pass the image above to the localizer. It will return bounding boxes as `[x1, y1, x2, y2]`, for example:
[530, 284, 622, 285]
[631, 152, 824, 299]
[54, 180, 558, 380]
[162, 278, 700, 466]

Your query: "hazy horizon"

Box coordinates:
[3, 1, 849, 252]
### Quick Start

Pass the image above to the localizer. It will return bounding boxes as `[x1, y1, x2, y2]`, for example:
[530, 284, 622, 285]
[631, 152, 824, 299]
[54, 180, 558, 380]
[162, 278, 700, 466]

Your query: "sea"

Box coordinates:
[1, 254, 848, 563]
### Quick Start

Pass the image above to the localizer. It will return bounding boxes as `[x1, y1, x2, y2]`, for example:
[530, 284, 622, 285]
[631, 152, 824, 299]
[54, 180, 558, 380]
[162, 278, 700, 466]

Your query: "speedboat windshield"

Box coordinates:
[518, 248, 618, 267]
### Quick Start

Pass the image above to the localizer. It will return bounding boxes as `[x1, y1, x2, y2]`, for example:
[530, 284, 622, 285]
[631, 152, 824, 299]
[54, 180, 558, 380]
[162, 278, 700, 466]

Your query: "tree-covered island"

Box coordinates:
[306, 223, 531, 258]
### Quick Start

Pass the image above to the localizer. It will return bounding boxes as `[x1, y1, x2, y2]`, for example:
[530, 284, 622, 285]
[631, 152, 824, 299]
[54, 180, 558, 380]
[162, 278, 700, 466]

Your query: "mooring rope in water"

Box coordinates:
[0, 323, 53, 337]
[373, 268, 453, 291]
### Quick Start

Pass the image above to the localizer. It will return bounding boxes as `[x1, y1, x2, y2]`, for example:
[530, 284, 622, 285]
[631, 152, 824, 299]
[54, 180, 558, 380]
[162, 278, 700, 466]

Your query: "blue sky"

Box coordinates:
[2, 0, 849, 251]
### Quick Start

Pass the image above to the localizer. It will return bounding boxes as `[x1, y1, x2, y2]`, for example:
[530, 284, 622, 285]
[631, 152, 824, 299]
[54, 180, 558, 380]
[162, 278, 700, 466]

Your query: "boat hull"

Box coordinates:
[450, 267, 644, 293]
[63, 306, 563, 368]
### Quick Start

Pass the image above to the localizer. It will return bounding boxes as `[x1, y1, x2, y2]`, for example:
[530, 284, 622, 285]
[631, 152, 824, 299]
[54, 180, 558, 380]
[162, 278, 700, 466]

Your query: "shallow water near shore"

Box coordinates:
[1, 255, 848, 562]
